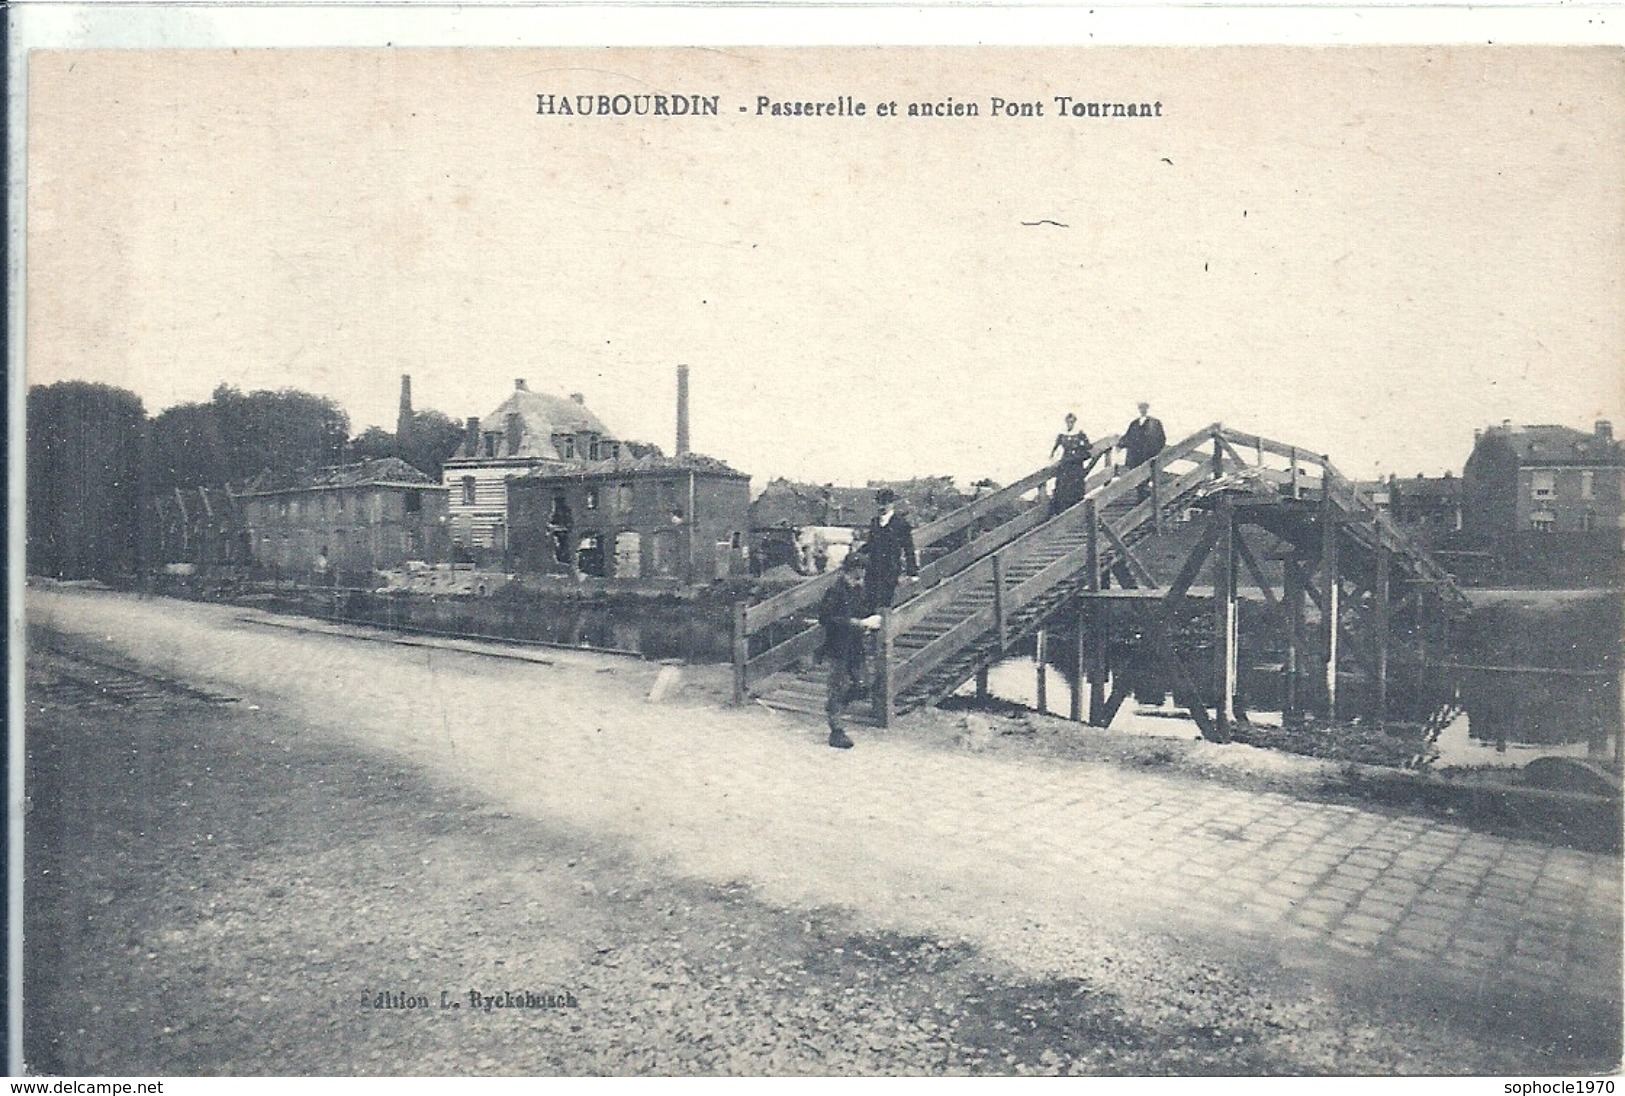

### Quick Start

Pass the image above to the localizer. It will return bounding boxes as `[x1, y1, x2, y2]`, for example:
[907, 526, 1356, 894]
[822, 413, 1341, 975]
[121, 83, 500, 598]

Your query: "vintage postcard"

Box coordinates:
[10, 8, 1625, 1082]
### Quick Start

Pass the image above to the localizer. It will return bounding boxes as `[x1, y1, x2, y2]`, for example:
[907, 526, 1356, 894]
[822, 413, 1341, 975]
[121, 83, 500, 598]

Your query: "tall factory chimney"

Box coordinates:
[396, 374, 414, 446]
[676, 364, 691, 457]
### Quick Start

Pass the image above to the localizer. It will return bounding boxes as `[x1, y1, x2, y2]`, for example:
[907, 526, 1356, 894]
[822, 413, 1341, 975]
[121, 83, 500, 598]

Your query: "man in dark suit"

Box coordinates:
[863, 488, 919, 613]
[819, 553, 880, 749]
[1118, 402, 1167, 501]
[1120, 401, 1167, 469]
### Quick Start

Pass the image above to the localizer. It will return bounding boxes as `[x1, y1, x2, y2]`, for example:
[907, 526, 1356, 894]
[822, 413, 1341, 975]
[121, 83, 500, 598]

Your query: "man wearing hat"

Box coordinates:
[863, 488, 919, 614]
[818, 551, 881, 749]
[1117, 401, 1167, 501]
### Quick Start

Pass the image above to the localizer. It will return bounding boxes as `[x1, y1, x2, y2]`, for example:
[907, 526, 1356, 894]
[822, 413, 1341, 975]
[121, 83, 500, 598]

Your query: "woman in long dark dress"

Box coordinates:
[1050, 413, 1093, 514]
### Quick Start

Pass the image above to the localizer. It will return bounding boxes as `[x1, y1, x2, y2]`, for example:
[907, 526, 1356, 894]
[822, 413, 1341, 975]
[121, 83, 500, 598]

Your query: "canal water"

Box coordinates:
[957, 592, 1622, 768]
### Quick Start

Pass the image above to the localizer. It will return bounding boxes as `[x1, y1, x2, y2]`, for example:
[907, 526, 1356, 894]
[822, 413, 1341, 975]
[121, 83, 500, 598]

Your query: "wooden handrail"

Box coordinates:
[744, 433, 1123, 636]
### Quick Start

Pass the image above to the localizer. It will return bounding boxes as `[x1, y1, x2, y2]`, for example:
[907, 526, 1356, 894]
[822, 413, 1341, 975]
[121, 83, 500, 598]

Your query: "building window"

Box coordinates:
[616, 483, 633, 512]
[554, 434, 576, 459]
[1531, 470, 1556, 499]
[585, 488, 599, 511]
[462, 477, 476, 506]
[606, 441, 621, 461]
[1531, 513, 1555, 532]
[588, 434, 602, 461]
[730, 531, 742, 549]
[484, 434, 497, 459]
[1582, 510, 1598, 532]
[404, 490, 422, 514]
[1581, 471, 1595, 500]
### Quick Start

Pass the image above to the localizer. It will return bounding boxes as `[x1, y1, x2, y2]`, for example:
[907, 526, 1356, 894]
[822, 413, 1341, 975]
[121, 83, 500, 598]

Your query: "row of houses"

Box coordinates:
[154, 372, 759, 585]
[1362, 420, 1624, 540]
[153, 367, 1623, 587]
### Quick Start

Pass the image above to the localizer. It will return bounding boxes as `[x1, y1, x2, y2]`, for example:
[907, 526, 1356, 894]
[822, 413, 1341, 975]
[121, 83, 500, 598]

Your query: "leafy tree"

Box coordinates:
[152, 384, 350, 489]
[349, 425, 397, 464]
[346, 409, 464, 480]
[399, 409, 464, 480]
[27, 381, 147, 580]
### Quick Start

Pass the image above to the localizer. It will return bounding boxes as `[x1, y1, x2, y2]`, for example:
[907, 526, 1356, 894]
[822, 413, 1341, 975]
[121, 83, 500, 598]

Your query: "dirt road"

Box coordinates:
[22, 586, 1624, 1074]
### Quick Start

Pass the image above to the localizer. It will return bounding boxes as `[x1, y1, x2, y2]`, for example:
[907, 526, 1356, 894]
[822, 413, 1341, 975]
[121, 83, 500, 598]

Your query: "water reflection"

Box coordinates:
[963, 598, 1622, 768]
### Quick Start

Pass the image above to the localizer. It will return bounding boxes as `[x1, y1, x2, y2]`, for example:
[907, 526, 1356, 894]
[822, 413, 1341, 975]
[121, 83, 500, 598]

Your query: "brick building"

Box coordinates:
[441, 379, 626, 553]
[237, 458, 449, 578]
[1463, 421, 1624, 539]
[507, 454, 751, 582]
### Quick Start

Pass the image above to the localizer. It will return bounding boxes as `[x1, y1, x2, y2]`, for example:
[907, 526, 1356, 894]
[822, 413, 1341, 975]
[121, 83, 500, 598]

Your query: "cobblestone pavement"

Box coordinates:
[28, 589, 1624, 1057]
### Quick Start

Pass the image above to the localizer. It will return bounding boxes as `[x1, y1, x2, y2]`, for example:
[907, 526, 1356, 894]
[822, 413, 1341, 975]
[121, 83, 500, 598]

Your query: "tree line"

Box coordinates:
[27, 381, 464, 580]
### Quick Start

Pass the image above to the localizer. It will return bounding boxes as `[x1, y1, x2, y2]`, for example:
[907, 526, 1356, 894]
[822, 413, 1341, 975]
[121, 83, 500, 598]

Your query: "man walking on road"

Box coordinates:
[863, 488, 919, 613]
[819, 553, 881, 749]
[1118, 401, 1167, 501]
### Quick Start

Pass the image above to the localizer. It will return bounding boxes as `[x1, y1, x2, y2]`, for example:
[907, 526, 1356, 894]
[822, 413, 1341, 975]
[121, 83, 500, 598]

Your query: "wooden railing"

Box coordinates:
[731, 435, 1118, 700]
[884, 426, 1228, 707]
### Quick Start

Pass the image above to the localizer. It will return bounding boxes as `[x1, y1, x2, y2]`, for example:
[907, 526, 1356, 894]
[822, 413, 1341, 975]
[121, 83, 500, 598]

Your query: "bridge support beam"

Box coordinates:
[1374, 545, 1391, 727]
[1283, 557, 1305, 726]
[1035, 629, 1049, 714]
[1211, 495, 1237, 742]
[1321, 492, 1341, 723]
[876, 607, 895, 728]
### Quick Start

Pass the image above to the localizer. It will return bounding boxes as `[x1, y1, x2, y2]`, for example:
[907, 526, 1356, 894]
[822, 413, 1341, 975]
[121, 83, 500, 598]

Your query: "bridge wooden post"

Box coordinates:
[1211, 429, 1225, 479]
[1374, 545, 1391, 727]
[1035, 629, 1049, 714]
[1071, 593, 1086, 723]
[1321, 485, 1341, 722]
[975, 666, 990, 701]
[1283, 557, 1304, 725]
[1289, 447, 1301, 499]
[877, 606, 895, 727]
[1084, 499, 1108, 724]
[1212, 494, 1237, 741]
[1150, 460, 1162, 534]
[732, 601, 749, 705]
[992, 552, 1008, 651]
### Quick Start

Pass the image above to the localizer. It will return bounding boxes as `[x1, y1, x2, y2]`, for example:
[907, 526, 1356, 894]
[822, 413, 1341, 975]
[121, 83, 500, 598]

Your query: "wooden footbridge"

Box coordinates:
[731, 425, 1472, 740]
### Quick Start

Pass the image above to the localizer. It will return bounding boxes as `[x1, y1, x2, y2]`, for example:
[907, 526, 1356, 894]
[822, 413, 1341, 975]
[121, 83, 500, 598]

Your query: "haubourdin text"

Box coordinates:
[534, 93, 1164, 120]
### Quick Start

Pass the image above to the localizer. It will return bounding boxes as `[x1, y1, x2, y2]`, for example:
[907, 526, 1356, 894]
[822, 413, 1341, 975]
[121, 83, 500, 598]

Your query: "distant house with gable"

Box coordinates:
[441, 379, 628, 553]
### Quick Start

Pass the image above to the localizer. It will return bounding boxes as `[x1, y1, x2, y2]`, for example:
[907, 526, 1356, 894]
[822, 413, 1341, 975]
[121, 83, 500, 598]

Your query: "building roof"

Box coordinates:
[453, 382, 615, 461]
[509, 452, 748, 484]
[238, 457, 441, 496]
[1476, 423, 1623, 466]
[1393, 474, 1461, 501]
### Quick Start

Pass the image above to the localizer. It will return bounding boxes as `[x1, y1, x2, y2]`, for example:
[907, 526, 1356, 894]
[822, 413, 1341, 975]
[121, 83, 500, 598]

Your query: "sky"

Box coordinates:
[25, 46, 1625, 490]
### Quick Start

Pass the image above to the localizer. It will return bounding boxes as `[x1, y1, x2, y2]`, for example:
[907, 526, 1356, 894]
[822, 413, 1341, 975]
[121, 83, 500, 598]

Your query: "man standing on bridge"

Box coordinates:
[1117, 401, 1167, 501]
[863, 488, 919, 613]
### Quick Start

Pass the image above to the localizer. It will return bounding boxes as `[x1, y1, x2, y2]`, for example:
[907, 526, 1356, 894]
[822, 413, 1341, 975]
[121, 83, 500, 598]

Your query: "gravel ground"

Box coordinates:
[24, 641, 1305, 1076]
[22, 605, 1622, 1076]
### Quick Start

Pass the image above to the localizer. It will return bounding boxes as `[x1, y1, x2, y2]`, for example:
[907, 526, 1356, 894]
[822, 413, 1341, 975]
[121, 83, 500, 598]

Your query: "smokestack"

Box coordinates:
[1597, 420, 1614, 442]
[515, 378, 528, 391]
[465, 416, 480, 457]
[676, 364, 690, 457]
[569, 393, 585, 405]
[397, 374, 414, 445]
